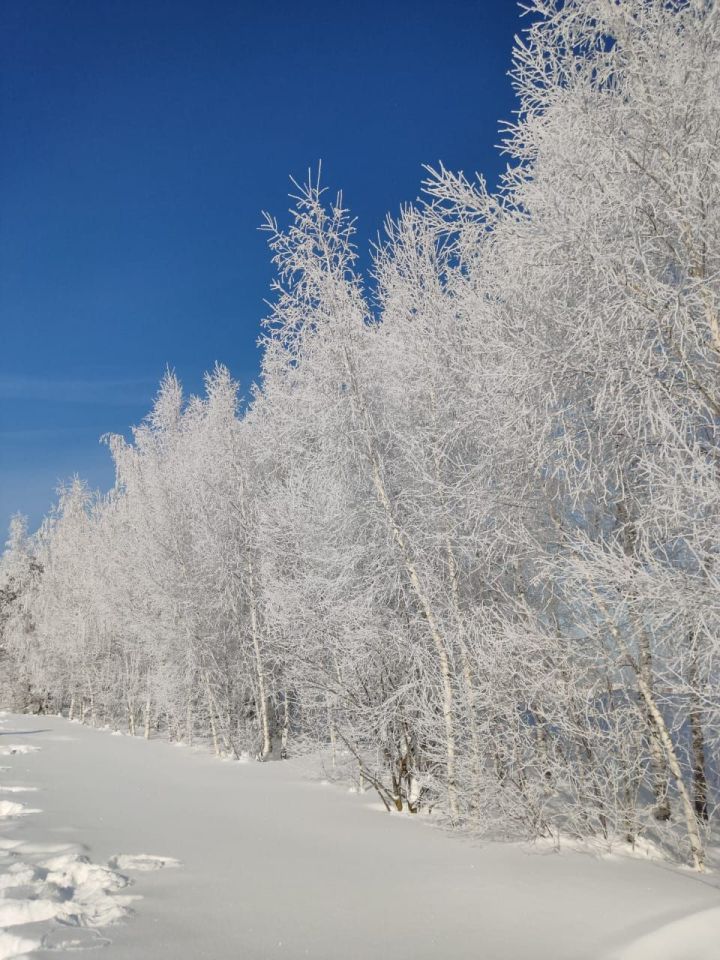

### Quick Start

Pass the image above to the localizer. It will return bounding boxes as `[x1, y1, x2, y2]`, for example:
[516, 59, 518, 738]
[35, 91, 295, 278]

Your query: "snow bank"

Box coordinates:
[609, 906, 720, 960]
[0, 931, 39, 960]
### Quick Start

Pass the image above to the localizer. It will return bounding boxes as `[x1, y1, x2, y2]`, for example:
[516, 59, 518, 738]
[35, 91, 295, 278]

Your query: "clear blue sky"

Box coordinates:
[1, 0, 523, 533]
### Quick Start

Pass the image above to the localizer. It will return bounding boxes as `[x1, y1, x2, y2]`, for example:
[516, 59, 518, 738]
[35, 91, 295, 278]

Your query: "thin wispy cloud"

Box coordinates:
[0, 427, 99, 440]
[0, 374, 156, 406]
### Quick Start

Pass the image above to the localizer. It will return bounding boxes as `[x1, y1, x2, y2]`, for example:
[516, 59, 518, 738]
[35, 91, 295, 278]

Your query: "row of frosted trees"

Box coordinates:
[1, 0, 718, 868]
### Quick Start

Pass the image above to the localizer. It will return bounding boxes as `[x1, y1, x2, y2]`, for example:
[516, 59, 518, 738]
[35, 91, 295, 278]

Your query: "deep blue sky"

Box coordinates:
[1, 0, 523, 533]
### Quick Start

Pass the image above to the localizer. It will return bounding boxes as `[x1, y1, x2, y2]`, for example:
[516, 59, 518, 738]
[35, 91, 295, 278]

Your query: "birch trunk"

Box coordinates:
[144, 697, 152, 740]
[247, 551, 272, 760]
[204, 672, 221, 757]
[638, 631, 671, 822]
[634, 671, 705, 870]
[343, 347, 459, 819]
[689, 698, 708, 822]
[428, 377, 482, 806]
[616, 499, 671, 820]
[688, 657, 709, 823]
[589, 587, 705, 870]
[235, 471, 272, 761]
[327, 697, 337, 770]
[280, 692, 289, 759]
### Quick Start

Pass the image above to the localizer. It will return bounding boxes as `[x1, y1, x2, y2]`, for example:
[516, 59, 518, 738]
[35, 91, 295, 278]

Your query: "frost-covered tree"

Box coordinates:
[1, 0, 717, 870]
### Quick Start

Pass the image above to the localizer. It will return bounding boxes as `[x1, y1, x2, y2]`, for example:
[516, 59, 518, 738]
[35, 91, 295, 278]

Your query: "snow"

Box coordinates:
[0, 829, 139, 937]
[607, 906, 720, 960]
[107, 854, 181, 872]
[0, 899, 62, 928]
[0, 804, 38, 820]
[0, 931, 39, 960]
[0, 714, 717, 959]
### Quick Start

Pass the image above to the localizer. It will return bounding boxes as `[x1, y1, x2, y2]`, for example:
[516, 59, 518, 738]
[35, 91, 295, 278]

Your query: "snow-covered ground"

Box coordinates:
[0, 713, 716, 959]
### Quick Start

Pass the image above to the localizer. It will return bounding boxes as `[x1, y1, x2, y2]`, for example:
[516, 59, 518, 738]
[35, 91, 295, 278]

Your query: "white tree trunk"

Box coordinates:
[343, 347, 459, 819]
[246, 551, 272, 760]
[590, 586, 705, 870]
[280, 692, 289, 759]
[204, 672, 221, 757]
[635, 671, 705, 871]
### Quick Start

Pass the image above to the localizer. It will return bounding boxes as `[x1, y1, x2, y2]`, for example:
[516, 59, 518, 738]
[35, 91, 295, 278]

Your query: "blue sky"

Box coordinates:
[1, 0, 523, 533]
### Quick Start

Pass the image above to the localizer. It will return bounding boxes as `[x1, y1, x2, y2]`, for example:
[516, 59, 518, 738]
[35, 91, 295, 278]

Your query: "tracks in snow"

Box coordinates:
[0, 713, 179, 959]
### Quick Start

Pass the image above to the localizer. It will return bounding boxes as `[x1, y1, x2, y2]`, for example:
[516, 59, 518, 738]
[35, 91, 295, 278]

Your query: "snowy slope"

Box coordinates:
[607, 905, 720, 960]
[0, 714, 716, 960]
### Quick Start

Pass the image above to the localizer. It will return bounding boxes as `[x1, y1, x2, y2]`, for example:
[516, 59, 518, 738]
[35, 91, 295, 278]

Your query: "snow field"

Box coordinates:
[0, 713, 717, 960]
[607, 906, 720, 960]
[0, 716, 179, 958]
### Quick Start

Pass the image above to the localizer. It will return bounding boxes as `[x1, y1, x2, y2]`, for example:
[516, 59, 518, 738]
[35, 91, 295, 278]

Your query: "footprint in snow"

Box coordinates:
[41, 927, 112, 952]
[0, 838, 84, 857]
[0, 930, 41, 959]
[0, 800, 41, 819]
[0, 854, 138, 933]
[108, 854, 181, 872]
